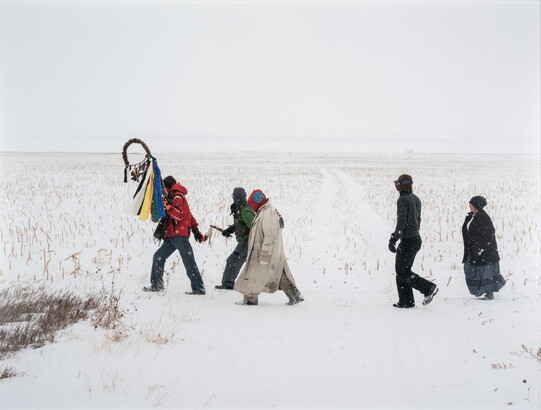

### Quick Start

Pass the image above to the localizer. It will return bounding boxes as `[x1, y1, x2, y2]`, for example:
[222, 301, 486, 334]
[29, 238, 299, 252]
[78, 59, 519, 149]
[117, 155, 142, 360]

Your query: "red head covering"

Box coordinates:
[247, 189, 268, 212]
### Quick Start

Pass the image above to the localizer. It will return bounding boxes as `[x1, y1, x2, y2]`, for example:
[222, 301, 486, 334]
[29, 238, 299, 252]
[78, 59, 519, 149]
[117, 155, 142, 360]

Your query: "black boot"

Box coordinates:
[143, 286, 163, 292]
[393, 302, 415, 309]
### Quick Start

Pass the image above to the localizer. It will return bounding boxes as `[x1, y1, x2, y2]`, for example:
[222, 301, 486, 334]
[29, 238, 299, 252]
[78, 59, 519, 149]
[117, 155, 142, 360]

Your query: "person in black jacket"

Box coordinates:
[215, 187, 255, 290]
[462, 196, 505, 300]
[388, 174, 438, 308]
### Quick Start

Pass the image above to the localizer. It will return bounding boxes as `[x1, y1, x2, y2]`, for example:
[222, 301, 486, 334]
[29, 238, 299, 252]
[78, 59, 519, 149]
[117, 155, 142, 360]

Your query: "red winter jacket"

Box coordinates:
[165, 183, 198, 238]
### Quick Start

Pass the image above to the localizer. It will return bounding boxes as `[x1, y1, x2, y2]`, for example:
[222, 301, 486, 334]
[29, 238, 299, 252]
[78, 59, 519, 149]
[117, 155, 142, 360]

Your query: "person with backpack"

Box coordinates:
[215, 187, 255, 290]
[143, 176, 206, 294]
[388, 174, 438, 308]
[234, 189, 303, 306]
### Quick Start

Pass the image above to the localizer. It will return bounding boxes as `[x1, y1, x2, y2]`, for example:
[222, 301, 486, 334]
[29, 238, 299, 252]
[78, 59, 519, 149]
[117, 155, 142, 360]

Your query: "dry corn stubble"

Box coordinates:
[0, 282, 125, 367]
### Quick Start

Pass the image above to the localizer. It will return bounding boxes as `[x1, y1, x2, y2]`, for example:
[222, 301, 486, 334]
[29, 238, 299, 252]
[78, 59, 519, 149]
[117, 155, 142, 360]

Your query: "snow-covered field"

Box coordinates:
[0, 152, 540, 409]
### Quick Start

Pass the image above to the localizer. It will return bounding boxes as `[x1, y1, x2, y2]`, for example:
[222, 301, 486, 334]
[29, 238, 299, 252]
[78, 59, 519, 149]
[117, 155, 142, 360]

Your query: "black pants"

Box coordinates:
[395, 236, 435, 306]
[221, 241, 248, 288]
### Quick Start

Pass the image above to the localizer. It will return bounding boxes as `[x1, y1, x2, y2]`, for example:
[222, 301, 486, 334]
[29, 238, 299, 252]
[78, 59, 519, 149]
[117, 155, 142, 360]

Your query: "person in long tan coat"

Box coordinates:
[234, 190, 304, 306]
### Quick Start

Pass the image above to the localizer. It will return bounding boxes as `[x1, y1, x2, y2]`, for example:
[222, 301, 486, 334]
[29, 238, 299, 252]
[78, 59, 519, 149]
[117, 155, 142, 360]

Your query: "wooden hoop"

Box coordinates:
[122, 138, 152, 167]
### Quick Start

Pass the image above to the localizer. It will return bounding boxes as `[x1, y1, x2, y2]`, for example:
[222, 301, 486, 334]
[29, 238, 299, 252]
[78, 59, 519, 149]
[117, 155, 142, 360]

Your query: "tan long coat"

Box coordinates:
[234, 201, 296, 296]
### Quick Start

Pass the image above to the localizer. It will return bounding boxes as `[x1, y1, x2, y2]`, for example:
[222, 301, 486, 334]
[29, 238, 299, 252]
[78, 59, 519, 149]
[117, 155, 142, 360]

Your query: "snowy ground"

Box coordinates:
[0, 152, 540, 409]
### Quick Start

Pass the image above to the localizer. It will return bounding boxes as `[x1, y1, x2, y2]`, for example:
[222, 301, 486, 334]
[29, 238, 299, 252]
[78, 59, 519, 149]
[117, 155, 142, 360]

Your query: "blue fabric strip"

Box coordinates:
[152, 159, 166, 220]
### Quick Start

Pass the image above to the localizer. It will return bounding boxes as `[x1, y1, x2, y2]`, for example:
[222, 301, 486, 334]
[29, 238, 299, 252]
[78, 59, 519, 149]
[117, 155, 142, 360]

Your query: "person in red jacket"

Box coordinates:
[143, 176, 206, 294]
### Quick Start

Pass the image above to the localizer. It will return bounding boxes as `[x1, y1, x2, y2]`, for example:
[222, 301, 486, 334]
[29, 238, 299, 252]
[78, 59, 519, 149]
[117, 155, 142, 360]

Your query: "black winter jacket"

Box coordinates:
[462, 210, 500, 266]
[393, 191, 421, 239]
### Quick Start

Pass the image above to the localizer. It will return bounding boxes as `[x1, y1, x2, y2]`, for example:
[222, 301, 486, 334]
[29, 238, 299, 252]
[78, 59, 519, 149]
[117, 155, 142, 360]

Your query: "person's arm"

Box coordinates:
[393, 196, 408, 238]
[222, 225, 235, 237]
[485, 213, 496, 235]
[190, 215, 199, 232]
[166, 194, 184, 222]
[259, 212, 277, 265]
[461, 215, 471, 263]
[189, 214, 206, 243]
[476, 212, 496, 255]
[241, 206, 255, 228]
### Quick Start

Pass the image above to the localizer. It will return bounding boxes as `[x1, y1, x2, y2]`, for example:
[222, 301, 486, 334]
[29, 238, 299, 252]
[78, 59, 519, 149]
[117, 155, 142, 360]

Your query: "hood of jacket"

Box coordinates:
[248, 189, 268, 212]
[169, 182, 188, 196]
[232, 187, 247, 204]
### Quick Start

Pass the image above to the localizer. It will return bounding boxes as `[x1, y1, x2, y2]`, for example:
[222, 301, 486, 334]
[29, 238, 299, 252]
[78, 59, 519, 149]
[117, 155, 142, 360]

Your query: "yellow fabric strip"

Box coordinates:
[139, 168, 154, 221]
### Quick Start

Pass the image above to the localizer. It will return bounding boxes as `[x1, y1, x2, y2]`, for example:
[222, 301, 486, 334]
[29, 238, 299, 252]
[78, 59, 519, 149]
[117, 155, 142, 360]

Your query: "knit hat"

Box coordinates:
[469, 196, 487, 211]
[163, 176, 177, 190]
[248, 189, 268, 212]
[232, 187, 247, 203]
[394, 174, 413, 191]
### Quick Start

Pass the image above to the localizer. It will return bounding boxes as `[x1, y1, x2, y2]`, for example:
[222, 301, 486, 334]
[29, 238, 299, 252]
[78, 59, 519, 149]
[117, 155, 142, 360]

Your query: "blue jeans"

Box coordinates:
[150, 236, 205, 292]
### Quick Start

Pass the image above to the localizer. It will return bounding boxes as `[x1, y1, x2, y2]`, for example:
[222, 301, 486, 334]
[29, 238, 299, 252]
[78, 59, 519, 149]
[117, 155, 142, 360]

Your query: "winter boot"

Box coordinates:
[422, 286, 439, 306]
[287, 295, 305, 305]
[235, 295, 258, 305]
[481, 292, 495, 300]
[185, 290, 206, 295]
[235, 299, 258, 306]
[393, 303, 415, 309]
[143, 286, 163, 292]
[215, 284, 234, 290]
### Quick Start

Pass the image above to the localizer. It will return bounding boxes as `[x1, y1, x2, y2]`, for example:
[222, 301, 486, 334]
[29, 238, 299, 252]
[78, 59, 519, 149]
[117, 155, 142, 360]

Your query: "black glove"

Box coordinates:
[222, 225, 235, 238]
[193, 229, 205, 243]
[388, 234, 399, 253]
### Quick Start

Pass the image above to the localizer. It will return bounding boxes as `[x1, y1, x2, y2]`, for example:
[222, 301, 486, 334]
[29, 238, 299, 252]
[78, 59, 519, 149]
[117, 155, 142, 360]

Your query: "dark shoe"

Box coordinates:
[287, 295, 305, 305]
[480, 292, 494, 300]
[235, 299, 258, 306]
[393, 303, 415, 309]
[215, 284, 234, 290]
[422, 286, 439, 306]
[143, 286, 163, 292]
[185, 290, 206, 295]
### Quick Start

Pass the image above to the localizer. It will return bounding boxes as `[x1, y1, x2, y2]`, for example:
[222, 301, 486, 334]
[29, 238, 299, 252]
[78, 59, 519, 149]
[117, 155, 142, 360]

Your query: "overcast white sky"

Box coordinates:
[0, 0, 539, 153]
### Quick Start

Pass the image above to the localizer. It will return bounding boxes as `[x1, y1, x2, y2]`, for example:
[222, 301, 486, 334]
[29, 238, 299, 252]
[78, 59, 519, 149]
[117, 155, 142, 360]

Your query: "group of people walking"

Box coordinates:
[142, 173, 505, 307]
[143, 176, 303, 306]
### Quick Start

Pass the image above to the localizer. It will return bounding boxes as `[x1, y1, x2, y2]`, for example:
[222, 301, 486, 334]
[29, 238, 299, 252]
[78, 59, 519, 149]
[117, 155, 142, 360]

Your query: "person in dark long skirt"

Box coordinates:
[462, 196, 505, 300]
[388, 174, 439, 308]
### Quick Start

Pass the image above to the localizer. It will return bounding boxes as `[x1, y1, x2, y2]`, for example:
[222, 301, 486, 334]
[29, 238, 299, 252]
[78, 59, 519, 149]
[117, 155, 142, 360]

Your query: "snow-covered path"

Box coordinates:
[0, 153, 539, 409]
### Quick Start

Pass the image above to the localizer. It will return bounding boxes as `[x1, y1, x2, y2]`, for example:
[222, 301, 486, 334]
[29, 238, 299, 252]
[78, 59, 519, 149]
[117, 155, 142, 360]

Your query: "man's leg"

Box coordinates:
[279, 271, 302, 303]
[395, 238, 417, 306]
[405, 237, 437, 296]
[221, 241, 248, 288]
[172, 236, 205, 293]
[150, 238, 176, 289]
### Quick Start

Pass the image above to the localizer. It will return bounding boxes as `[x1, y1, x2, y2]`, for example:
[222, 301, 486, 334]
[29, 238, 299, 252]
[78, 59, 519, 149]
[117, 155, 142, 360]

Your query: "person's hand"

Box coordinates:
[388, 234, 399, 253]
[193, 229, 205, 243]
[222, 226, 235, 238]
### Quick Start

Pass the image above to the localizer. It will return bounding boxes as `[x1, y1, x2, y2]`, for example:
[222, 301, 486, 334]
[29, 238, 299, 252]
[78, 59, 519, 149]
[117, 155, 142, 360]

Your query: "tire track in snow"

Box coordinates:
[333, 168, 426, 404]
[335, 169, 445, 406]
[302, 168, 353, 277]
